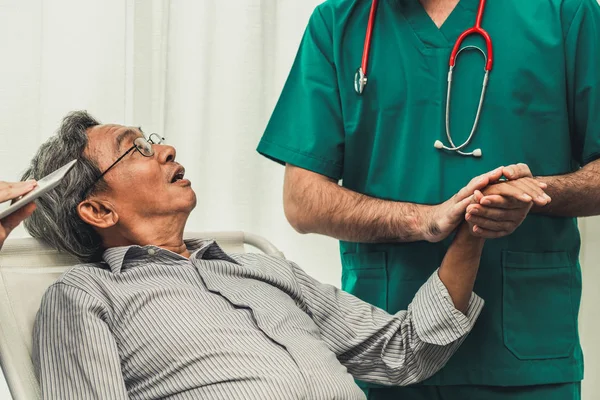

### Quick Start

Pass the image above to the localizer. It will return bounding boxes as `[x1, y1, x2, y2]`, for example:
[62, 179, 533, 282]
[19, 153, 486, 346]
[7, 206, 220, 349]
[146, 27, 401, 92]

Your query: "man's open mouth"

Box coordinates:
[170, 167, 186, 183]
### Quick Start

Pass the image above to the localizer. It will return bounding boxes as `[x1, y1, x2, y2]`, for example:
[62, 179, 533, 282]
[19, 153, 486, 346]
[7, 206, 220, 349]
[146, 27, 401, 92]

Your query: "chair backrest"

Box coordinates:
[0, 231, 284, 400]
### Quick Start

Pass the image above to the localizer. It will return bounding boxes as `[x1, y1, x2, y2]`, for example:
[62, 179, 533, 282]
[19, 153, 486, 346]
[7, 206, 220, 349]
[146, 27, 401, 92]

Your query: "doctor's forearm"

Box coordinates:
[533, 159, 600, 217]
[284, 165, 431, 242]
[288, 180, 431, 242]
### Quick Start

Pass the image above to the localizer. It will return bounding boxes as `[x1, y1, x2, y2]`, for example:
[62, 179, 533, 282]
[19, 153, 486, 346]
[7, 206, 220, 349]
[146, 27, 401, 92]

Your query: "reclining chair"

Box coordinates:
[0, 232, 284, 400]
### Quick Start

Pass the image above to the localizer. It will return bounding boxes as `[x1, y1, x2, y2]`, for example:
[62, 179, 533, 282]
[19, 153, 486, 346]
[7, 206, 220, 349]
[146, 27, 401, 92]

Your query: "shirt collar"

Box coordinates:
[101, 239, 238, 274]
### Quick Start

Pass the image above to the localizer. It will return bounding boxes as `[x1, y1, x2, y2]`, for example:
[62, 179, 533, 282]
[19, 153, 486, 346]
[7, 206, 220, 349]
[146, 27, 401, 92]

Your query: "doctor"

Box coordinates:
[257, 0, 600, 399]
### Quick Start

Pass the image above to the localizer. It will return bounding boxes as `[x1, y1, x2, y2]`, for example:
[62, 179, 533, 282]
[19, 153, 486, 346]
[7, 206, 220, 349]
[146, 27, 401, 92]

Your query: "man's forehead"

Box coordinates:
[87, 124, 141, 138]
[85, 124, 144, 159]
[88, 124, 143, 145]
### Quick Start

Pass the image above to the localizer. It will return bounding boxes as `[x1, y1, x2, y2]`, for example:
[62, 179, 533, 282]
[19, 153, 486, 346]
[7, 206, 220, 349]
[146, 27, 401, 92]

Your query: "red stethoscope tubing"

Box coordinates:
[357, 0, 493, 93]
[449, 0, 493, 70]
[360, 0, 379, 77]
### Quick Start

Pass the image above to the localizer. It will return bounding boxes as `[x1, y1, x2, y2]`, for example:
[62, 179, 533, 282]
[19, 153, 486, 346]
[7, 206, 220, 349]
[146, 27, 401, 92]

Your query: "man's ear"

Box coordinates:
[77, 198, 118, 229]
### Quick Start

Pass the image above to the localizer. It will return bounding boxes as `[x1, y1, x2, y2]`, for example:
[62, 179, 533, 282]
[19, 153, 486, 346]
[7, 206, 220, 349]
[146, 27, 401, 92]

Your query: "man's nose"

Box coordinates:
[156, 144, 176, 163]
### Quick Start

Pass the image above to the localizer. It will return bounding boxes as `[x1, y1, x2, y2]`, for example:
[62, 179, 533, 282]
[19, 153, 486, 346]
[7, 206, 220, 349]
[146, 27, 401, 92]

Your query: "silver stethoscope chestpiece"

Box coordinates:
[354, 67, 367, 95]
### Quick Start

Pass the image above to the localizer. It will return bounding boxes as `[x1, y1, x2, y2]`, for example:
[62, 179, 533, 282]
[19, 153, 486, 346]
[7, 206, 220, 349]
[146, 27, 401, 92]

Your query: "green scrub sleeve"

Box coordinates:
[565, 0, 600, 166]
[257, 6, 345, 180]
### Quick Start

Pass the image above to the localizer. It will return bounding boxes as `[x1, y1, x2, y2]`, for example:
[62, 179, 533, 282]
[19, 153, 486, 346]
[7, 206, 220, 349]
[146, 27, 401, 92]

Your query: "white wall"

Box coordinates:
[0, 0, 598, 398]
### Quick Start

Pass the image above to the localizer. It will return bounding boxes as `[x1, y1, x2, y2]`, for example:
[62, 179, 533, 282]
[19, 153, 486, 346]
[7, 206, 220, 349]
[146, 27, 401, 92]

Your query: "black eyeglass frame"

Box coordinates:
[84, 133, 165, 195]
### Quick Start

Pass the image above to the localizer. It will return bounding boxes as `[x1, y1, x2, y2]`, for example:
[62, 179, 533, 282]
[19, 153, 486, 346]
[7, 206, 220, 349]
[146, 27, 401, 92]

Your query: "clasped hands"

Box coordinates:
[425, 163, 550, 242]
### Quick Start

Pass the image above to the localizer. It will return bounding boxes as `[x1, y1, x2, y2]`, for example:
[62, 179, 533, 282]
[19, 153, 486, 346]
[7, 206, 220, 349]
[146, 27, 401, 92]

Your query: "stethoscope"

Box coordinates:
[354, 0, 493, 157]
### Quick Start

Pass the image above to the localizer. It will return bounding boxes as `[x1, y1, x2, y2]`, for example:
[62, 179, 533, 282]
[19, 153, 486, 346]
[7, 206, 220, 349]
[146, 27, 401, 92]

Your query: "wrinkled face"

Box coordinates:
[83, 124, 196, 225]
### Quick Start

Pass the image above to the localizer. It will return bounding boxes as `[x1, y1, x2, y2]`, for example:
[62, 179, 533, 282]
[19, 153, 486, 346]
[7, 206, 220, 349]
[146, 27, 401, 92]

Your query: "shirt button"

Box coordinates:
[147, 248, 156, 256]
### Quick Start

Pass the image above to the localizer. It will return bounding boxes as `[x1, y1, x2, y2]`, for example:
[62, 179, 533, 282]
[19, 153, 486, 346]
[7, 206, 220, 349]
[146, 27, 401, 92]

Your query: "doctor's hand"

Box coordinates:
[424, 164, 543, 243]
[0, 180, 37, 251]
[482, 163, 550, 208]
[424, 167, 506, 243]
[465, 177, 551, 239]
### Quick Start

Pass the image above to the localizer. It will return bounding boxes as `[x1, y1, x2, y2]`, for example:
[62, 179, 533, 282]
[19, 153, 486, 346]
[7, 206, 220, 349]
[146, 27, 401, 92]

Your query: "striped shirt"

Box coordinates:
[33, 239, 483, 400]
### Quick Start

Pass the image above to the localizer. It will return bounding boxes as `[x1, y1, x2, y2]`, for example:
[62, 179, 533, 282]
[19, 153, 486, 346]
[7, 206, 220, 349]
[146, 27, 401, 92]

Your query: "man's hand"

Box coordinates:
[465, 177, 551, 239]
[424, 165, 547, 243]
[0, 180, 37, 251]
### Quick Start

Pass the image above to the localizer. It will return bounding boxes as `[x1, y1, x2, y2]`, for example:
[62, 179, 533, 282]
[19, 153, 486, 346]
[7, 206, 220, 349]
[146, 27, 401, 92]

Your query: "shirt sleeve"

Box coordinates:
[257, 5, 345, 180]
[564, 0, 600, 166]
[290, 263, 484, 386]
[33, 283, 129, 400]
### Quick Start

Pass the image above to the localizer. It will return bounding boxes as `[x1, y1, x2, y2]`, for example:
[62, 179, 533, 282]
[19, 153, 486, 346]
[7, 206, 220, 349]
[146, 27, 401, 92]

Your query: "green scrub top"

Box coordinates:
[257, 0, 600, 387]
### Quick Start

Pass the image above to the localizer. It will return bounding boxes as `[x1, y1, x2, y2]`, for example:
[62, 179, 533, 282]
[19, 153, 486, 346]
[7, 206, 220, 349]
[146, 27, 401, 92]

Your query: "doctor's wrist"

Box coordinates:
[420, 204, 447, 243]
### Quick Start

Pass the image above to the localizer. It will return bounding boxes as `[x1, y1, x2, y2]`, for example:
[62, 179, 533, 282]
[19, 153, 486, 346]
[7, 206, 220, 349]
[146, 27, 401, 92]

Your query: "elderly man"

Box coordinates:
[24, 111, 547, 400]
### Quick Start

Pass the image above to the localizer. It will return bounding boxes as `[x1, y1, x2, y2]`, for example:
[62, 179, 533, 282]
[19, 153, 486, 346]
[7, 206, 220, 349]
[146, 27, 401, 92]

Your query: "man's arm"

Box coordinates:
[284, 164, 545, 243]
[290, 224, 484, 386]
[33, 283, 128, 400]
[465, 167, 546, 238]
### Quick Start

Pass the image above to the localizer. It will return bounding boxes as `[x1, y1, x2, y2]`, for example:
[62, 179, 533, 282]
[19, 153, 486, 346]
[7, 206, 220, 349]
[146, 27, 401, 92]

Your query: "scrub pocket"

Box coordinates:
[502, 251, 576, 360]
[341, 252, 387, 311]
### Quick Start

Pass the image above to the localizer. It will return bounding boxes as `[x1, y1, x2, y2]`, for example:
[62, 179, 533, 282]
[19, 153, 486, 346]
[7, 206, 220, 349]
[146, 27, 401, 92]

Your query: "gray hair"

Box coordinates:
[22, 111, 108, 262]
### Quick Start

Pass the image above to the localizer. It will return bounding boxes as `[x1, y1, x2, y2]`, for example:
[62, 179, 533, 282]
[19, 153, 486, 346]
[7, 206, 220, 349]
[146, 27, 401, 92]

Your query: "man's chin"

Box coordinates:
[191, 194, 197, 208]
[187, 190, 198, 211]
[173, 197, 197, 222]
[165, 185, 196, 213]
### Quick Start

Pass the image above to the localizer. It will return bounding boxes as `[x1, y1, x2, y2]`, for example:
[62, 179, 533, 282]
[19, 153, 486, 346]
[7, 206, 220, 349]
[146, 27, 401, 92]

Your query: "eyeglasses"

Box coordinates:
[85, 133, 165, 195]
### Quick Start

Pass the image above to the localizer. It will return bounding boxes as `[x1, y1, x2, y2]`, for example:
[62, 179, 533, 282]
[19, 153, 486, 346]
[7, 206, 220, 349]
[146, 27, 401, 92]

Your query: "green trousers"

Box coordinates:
[363, 382, 581, 400]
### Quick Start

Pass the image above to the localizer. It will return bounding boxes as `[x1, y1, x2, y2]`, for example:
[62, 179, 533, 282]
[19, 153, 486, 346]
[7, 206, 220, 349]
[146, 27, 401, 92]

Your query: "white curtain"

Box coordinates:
[0, 0, 598, 398]
[155, 0, 343, 287]
[578, 218, 600, 396]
